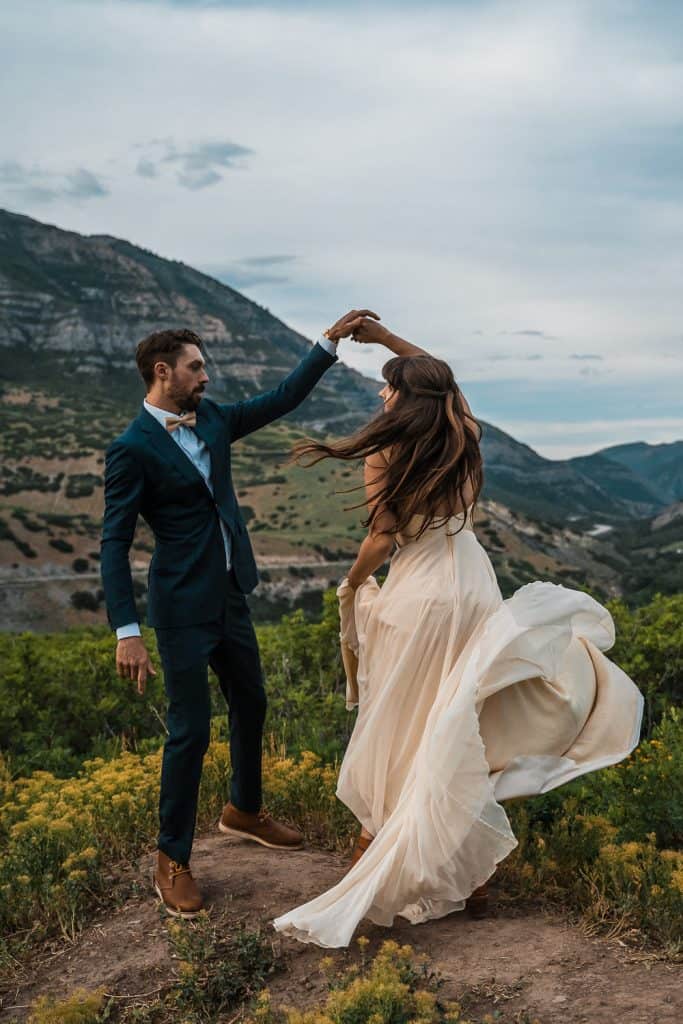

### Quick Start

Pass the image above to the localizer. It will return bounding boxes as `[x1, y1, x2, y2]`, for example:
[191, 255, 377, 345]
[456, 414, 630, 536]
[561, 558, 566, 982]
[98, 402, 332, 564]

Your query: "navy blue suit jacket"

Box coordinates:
[101, 342, 337, 630]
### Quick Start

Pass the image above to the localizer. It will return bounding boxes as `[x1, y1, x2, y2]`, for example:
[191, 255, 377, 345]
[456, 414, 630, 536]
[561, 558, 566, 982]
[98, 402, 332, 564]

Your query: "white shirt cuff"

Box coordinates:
[116, 622, 142, 640]
[317, 335, 338, 357]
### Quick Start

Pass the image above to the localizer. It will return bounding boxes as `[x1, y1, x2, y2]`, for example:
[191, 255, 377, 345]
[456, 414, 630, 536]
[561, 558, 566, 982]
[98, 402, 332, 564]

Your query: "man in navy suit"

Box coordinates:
[101, 309, 376, 917]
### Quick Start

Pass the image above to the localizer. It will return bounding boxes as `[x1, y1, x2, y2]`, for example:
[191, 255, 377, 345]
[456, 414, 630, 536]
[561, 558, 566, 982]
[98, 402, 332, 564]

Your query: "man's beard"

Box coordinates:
[183, 390, 204, 412]
[170, 382, 205, 412]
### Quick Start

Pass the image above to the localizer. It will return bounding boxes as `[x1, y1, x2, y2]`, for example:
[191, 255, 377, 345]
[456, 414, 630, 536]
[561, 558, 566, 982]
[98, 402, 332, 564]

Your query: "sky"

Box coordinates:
[1, 0, 682, 459]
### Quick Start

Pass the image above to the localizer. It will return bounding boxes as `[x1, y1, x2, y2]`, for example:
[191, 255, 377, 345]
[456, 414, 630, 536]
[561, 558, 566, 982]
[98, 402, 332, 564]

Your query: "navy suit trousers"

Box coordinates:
[154, 569, 267, 864]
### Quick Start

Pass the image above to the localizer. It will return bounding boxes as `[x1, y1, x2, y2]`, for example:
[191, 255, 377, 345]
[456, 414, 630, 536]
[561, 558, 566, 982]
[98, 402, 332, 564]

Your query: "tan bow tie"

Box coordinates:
[165, 412, 197, 433]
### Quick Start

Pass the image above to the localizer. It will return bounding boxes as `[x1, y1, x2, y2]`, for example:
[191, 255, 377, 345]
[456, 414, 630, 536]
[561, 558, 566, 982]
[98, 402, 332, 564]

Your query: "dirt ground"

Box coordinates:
[1, 830, 680, 1024]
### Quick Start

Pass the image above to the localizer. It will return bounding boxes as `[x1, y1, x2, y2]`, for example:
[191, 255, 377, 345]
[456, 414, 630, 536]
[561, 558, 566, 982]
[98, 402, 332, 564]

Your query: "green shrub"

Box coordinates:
[70, 591, 99, 612]
[0, 743, 352, 946]
[27, 987, 106, 1024]
[0, 630, 168, 776]
[607, 594, 683, 734]
[249, 940, 467, 1024]
[166, 912, 276, 1019]
[49, 538, 74, 554]
[65, 474, 103, 499]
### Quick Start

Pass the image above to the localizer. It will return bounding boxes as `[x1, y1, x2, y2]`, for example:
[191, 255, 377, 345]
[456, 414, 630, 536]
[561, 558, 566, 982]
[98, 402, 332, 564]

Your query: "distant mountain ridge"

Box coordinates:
[0, 207, 681, 525]
[478, 423, 681, 522]
[593, 441, 683, 506]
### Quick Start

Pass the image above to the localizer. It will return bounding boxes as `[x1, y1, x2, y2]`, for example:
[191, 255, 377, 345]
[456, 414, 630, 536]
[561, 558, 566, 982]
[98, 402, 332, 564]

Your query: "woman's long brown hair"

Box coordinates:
[291, 354, 484, 541]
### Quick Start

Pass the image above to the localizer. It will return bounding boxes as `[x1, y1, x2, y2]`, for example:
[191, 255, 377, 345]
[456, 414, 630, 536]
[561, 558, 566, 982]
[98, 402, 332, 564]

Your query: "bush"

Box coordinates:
[607, 594, 683, 735]
[2, 591, 682, 953]
[27, 987, 106, 1024]
[500, 805, 683, 949]
[249, 940, 468, 1024]
[24, 939, 476, 1024]
[577, 708, 683, 848]
[0, 743, 353, 946]
[70, 591, 99, 612]
[166, 912, 276, 1019]
[49, 538, 74, 554]
[65, 474, 102, 499]
[0, 629, 168, 776]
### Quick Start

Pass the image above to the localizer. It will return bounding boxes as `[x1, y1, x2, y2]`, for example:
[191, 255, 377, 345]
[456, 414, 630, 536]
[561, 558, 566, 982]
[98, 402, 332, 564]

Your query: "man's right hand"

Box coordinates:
[326, 309, 380, 342]
[116, 636, 157, 695]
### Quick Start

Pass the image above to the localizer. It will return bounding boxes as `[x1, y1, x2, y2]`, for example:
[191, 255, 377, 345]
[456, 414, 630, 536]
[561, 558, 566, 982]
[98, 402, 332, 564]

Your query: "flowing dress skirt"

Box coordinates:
[273, 510, 643, 947]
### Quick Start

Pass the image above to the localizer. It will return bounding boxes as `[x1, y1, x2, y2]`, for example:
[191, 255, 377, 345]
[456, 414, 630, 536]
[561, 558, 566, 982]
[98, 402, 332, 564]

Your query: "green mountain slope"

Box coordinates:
[593, 441, 683, 505]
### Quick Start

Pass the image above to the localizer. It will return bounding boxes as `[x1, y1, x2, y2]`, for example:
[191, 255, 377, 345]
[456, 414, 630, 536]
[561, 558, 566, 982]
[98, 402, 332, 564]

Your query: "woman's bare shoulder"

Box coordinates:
[365, 447, 392, 467]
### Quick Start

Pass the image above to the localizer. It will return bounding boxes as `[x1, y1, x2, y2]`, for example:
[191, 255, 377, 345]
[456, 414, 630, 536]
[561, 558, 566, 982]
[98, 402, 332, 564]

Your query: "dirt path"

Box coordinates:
[1, 831, 680, 1024]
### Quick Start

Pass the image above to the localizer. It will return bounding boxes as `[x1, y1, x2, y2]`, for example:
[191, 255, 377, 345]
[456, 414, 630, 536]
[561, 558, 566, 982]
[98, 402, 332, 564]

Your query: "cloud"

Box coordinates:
[0, 160, 108, 203]
[570, 353, 603, 360]
[243, 254, 296, 267]
[488, 353, 545, 362]
[135, 138, 252, 189]
[135, 158, 158, 178]
[499, 329, 557, 340]
[203, 254, 296, 289]
[178, 167, 222, 190]
[63, 168, 108, 199]
[2, 0, 682, 454]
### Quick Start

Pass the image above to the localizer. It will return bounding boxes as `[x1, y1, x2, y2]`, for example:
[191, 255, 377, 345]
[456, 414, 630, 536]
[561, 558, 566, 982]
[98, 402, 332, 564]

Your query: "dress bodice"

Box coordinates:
[395, 505, 475, 548]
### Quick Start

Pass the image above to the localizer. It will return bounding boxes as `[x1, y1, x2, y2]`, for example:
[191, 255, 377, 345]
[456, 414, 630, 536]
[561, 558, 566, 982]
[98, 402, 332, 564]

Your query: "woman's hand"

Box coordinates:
[326, 309, 380, 342]
[350, 317, 394, 346]
[354, 321, 428, 357]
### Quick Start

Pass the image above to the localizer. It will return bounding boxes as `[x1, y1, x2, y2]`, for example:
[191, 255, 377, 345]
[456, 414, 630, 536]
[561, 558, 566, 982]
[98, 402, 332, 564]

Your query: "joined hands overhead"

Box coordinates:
[325, 309, 381, 342]
[326, 310, 427, 358]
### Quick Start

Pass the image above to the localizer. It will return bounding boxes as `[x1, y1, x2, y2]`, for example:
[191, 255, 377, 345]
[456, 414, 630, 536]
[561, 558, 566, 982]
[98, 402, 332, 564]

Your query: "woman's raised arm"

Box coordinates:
[351, 317, 428, 357]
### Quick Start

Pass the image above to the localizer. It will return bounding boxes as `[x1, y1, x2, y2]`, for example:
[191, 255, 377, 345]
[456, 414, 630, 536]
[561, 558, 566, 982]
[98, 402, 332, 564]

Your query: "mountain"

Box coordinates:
[0, 208, 378, 430]
[478, 423, 670, 523]
[592, 441, 683, 506]
[0, 208, 681, 629]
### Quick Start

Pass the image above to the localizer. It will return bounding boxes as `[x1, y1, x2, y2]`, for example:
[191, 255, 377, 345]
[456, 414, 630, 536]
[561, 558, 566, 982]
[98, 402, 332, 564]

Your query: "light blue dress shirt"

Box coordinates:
[116, 337, 338, 640]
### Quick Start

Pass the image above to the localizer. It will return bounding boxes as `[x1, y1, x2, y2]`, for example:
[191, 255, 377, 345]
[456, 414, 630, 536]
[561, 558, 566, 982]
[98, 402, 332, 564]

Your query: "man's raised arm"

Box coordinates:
[222, 310, 379, 442]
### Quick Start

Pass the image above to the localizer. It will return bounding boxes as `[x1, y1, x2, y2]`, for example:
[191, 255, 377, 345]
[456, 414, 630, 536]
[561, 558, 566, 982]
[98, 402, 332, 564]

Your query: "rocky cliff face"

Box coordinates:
[0, 208, 378, 428]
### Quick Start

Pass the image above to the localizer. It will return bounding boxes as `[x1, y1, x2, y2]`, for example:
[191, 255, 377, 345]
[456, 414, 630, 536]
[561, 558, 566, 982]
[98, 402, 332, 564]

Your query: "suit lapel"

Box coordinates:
[135, 403, 229, 505]
[195, 404, 230, 506]
[136, 406, 210, 493]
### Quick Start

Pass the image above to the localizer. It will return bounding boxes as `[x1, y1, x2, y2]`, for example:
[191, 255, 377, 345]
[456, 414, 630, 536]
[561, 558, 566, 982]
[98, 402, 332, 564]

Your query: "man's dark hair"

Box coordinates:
[135, 329, 204, 389]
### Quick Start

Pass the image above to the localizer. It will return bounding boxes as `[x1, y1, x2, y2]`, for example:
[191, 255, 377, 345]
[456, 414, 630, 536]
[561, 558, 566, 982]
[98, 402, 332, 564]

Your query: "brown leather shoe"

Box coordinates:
[465, 881, 489, 919]
[153, 850, 204, 918]
[343, 831, 374, 876]
[218, 802, 303, 849]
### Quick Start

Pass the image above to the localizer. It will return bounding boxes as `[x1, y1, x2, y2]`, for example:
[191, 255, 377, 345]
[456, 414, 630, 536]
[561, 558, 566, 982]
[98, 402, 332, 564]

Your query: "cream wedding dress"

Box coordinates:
[273, 507, 643, 948]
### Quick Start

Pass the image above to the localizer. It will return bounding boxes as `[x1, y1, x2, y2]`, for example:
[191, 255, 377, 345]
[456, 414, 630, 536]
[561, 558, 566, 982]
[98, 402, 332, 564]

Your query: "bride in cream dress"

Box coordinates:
[273, 316, 643, 949]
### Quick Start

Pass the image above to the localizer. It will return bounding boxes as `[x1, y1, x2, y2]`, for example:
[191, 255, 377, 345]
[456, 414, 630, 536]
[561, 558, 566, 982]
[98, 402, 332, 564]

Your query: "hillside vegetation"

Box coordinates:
[0, 591, 681, 967]
[3, 382, 682, 636]
[3, 591, 681, 780]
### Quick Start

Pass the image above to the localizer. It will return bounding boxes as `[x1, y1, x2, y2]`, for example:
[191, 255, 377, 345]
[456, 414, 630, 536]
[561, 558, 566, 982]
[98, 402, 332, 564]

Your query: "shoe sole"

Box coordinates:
[153, 878, 203, 919]
[466, 898, 489, 920]
[217, 821, 304, 850]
